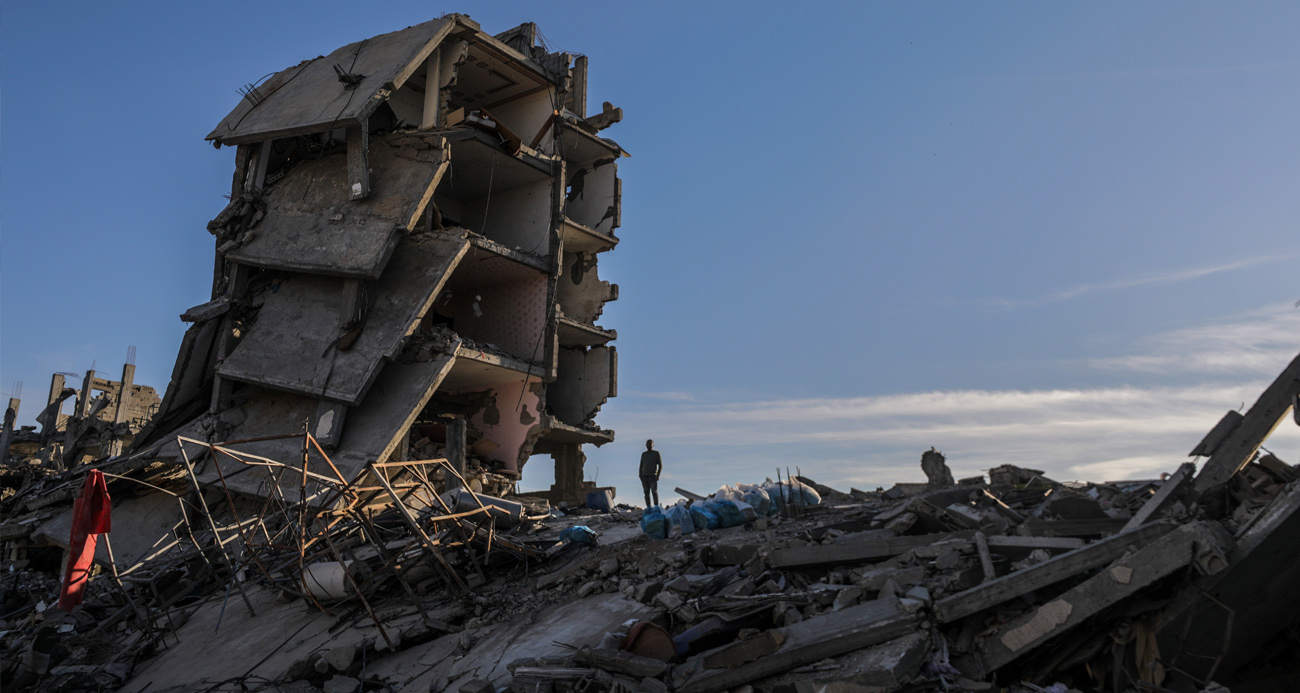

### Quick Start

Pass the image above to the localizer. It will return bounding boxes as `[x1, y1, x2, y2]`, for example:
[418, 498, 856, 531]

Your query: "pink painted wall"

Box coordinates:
[468, 377, 541, 472]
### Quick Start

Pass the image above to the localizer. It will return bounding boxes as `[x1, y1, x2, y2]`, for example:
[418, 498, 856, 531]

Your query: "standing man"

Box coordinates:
[639, 439, 662, 508]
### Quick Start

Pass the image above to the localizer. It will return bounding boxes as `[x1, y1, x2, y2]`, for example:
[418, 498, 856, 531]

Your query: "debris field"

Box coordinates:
[3, 12, 1300, 693]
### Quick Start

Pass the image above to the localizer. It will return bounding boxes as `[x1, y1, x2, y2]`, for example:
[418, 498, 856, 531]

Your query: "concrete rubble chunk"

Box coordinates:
[921, 447, 955, 488]
[324, 675, 361, 693]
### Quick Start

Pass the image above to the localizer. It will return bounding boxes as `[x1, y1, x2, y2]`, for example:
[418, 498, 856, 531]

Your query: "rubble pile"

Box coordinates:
[4, 349, 1300, 692]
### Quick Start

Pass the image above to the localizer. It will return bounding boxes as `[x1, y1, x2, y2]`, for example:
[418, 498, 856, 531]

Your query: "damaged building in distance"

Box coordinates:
[132, 15, 625, 504]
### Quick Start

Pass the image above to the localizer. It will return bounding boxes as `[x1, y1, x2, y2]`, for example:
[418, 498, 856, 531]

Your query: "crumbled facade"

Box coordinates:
[132, 15, 625, 505]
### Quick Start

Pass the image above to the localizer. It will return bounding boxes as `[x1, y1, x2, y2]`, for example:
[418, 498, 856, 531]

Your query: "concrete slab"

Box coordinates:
[207, 18, 454, 145]
[219, 230, 469, 404]
[226, 132, 451, 279]
[120, 586, 361, 692]
[394, 592, 649, 690]
[30, 492, 182, 570]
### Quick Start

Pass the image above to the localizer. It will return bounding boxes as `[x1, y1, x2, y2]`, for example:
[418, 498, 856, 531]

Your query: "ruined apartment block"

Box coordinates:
[132, 16, 625, 504]
[0, 359, 160, 469]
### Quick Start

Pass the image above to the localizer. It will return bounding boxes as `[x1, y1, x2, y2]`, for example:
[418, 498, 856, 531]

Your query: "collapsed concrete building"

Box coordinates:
[0, 361, 160, 470]
[131, 14, 625, 505]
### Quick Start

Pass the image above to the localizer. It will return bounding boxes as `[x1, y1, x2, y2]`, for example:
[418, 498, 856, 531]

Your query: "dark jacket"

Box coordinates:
[639, 450, 662, 478]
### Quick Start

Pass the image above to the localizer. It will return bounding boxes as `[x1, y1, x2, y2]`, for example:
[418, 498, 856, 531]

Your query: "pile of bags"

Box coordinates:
[640, 477, 822, 538]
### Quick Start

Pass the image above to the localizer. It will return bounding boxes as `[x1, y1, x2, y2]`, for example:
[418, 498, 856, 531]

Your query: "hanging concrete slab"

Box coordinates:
[218, 231, 469, 404]
[226, 132, 450, 279]
[332, 337, 460, 471]
[173, 340, 460, 499]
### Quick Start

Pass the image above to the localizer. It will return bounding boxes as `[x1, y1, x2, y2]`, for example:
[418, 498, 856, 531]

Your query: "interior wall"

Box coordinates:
[387, 81, 425, 127]
[549, 345, 614, 426]
[467, 378, 541, 472]
[567, 162, 617, 234]
[556, 250, 613, 322]
[461, 179, 553, 257]
[439, 273, 548, 362]
[490, 89, 557, 155]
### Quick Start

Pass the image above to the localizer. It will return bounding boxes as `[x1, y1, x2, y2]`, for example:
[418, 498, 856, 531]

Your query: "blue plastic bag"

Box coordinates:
[641, 506, 667, 539]
[708, 500, 746, 528]
[665, 503, 696, 536]
[560, 525, 598, 545]
[689, 504, 720, 530]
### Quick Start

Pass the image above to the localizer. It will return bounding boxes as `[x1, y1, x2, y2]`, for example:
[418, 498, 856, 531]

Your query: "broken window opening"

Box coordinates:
[516, 453, 555, 494]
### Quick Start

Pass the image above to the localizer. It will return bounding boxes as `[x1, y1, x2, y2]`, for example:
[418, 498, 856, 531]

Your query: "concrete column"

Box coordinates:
[551, 443, 585, 506]
[109, 362, 135, 456]
[0, 397, 18, 465]
[62, 370, 95, 467]
[446, 417, 466, 492]
[421, 49, 442, 130]
[39, 374, 65, 448]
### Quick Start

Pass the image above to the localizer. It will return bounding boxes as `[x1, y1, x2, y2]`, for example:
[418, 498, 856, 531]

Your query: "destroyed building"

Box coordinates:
[0, 359, 160, 470]
[128, 14, 625, 506]
[8, 11, 1300, 693]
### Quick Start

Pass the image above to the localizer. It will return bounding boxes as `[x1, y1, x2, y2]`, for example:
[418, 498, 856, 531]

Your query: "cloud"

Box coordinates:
[589, 379, 1300, 497]
[579, 302, 1300, 506]
[980, 256, 1293, 310]
[619, 390, 699, 402]
[1087, 302, 1300, 375]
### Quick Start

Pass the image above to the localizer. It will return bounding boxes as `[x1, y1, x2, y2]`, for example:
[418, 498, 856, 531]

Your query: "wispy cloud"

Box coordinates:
[620, 390, 699, 402]
[1087, 302, 1300, 375]
[980, 255, 1292, 310]
[980, 61, 1300, 85]
[571, 302, 1300, 506]
[587, 379, 1300, 497]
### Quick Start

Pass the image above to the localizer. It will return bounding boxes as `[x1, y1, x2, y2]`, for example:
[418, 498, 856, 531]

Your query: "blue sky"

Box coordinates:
[4, 2, 1300, 504]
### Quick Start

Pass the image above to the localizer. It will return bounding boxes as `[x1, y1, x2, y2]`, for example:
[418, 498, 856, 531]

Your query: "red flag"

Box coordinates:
[57, 470, 111, 611]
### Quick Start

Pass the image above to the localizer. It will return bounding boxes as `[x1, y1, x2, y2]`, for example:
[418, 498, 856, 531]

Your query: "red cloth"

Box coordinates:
[57, 470, 112, 611]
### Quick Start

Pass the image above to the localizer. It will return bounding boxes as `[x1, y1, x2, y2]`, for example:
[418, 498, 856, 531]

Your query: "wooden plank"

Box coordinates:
[961, 521, 1233, 677]
[770, 531, 976, 569]
[934, 521, 1174, 624]
[1122, 462, 1195, 533]
[369, 463, 465, 592]
[675, 598, 917, 693]
[1193, 350, 1300, 495]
